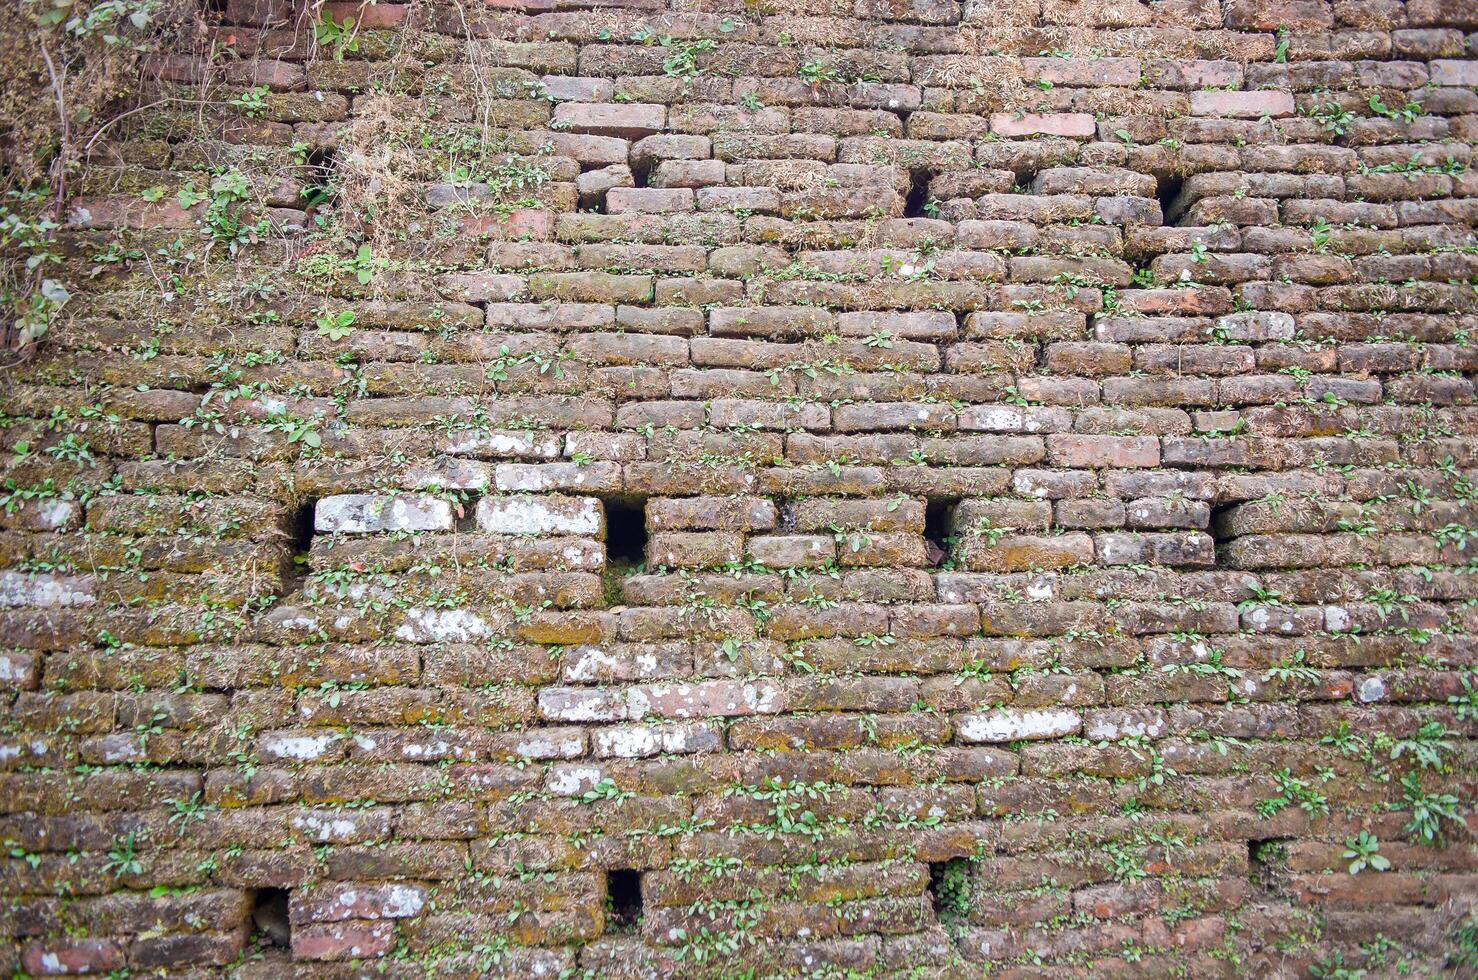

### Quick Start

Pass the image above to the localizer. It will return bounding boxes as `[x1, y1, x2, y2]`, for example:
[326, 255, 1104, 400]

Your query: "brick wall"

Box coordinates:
[4, 0, 1478, 975]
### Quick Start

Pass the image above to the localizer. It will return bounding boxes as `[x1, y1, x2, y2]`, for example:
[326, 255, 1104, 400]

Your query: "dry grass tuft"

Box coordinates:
[1041, 0, 1152, 28]
[921, 54, 1027, 114]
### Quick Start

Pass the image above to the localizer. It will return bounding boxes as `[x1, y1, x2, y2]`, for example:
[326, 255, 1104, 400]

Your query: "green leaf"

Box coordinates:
[176, 184, 208, 209]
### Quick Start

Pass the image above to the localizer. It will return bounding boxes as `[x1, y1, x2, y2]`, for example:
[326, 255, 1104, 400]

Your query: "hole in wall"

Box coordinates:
[250, 888, 292, 947]
[1209, 503, 1236, 537]
[603, 497, 648, 566]
[1247, 839, 1287, 892]
[1155, 173, 1185, 225]
[601, 497, 648, 606]
[904, 169, 935, 219]
[1209, 503, 1238, 566]
[629, 157, 653, 190]
[286, 501, 316, 569]
[928, 858, 971, 921]
[299, 149, 338, 214]
[605, 869, 643, 933]
[924, 498, 959, 568]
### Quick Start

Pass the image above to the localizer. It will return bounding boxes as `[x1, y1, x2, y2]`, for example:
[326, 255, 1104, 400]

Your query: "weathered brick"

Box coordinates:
[293, 883, 427, 923]
[551, 102, 665, 138]
[292, 922, 394, 960]
[1047, 435, 1161, 468]
[989, 113, 1096, 138]
[475, 495, 601, 535]
[606, 188, 695, 214]
[22, 940, 127, 976]
[1189, 90, 1295, 118]
[957, 709, 1082, 743]
[315, 494, 455, 534]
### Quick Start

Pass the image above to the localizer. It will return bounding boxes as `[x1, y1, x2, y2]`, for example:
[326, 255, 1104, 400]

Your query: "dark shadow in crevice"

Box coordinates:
[904, 169, 934, 219]
[924, 497, 959, 568]
[300, 149, 338, 214]
[1247, 839, 1287, 894]
[1209, 503, 1238, 566]
[1155, 173, 1185, 225]
[600, 496, 648, 606]
[606, 869, 643, 934]
[250, 888, 291, 948]
[281, 501, 316, 593]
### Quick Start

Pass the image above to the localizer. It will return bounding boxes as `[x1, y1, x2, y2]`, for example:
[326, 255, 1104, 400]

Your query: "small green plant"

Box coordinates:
[315, 309, 356, 340]
[1309, 951, 1364, 979]
[229, 85, 269, 118]
[930, 858, 972, 922]
[1448, 918, 1478, 972]
[103, 832, 144, 878]
[631, 28, 717, 78]
[7, 840, 41, 870]
[1309, 217, 1332, 253]
[263, 411, 323, 449]
[345, 243, 376, 284]
[1342, 832, 1390, 875]
[1449, 672, 1478, 721]
[182, 168, 263, 251]
[1400, 773, 1460, 844]
[1308, 101, 1355, 136]
[1368, 94, 1421, 123]
[1105, 842, 1147, 884]
[0, 191, 69, 346]
[798, 60, 845, 88]
[1435, 523, 1476, 551]
[578, 778, 632, 804]
[1389, 721, 1453, 772]
[1263, 649, 1319, 685]
[314, 11, 358, 60]
[1257, 768, 1329, 817]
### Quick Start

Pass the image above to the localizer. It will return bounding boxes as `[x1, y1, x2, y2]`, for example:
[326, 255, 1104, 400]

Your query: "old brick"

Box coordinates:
[1047, 435, 1160, 468]
[1189, 90, 1295, 118]
[475, 495, 601, 535]
[552, 102, 664, 138]
[990, 113, 1096, 137]
[315, 494, 454, 534]
[957, 709, 1082, 743]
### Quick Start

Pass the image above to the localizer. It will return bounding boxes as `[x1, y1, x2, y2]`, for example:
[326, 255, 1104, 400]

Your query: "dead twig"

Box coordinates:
[38, 41, 69, 224]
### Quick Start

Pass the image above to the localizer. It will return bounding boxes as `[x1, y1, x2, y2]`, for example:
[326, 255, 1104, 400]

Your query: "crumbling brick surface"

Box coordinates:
[5, 0, 1478, 975]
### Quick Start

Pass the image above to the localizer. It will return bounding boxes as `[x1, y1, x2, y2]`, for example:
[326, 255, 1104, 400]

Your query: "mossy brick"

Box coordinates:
[646, 496, 776, 532]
